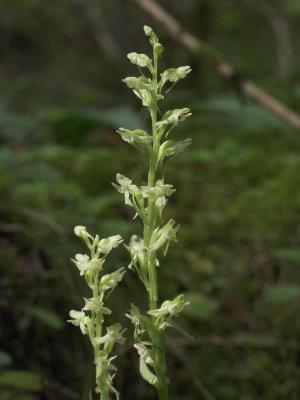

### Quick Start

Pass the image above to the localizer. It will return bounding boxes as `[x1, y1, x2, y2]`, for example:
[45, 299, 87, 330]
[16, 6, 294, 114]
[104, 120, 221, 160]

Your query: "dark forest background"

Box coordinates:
[0, 1, 300, 399]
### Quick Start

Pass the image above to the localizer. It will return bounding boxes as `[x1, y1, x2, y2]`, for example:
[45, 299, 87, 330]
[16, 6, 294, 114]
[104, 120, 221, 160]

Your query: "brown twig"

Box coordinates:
[72, 0, 120, 61]
[169, 336, 300, 351]
[132, 0, 300, 131]
[242, 0, 292, 79]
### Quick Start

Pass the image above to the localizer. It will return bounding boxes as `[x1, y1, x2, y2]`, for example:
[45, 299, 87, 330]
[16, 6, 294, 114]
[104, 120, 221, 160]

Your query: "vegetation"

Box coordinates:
[0, 1, 300, 399]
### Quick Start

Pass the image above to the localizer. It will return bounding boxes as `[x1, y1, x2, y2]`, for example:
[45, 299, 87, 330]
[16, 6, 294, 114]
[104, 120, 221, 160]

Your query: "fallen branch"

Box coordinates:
[133, 0, 300, 131]
[168, 336, 300, 351]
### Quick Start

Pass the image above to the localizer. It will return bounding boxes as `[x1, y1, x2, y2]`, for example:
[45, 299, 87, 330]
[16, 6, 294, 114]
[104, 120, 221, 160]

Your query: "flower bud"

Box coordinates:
[74, 225, 87, 239]
[154, 43, 164, 55]
[143, 25, 163, 55]
[144, 25, 154, 38]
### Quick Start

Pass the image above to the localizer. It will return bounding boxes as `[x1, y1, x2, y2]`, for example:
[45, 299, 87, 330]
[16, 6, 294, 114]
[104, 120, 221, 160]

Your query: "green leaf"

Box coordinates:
[194, 96, 286, 131]
[82, 106, 146, 130]
[169, 321, 194, 340]
[283, 0, 300, 13]
[263, 285, 300, 304]
[183, 292, 219, 319]
[275, 248, 300, 265]
[27, 306, 64, 330]
[0, 351, 13, 367]
[0, 371, 42, 392]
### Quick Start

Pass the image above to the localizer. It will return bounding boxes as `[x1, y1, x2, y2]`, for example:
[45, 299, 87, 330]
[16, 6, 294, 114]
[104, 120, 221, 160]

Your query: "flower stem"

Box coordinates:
[100, 387, 109, 400]
[144, 49, 169, 400]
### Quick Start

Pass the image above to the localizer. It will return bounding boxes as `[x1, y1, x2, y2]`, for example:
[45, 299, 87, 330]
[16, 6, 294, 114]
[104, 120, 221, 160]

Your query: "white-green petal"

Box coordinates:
[147, 294, 190, 319]
[122, 76, 153, 91]
[149, 219, 179, 252]
[68, 310, 90, 334]
[98, 235, 123, 255]
[72, 254, 103, 276]
[127, 52, 153, 70]
[99, 268, 125, 292]
[83, 297, 111, 314]
[158, 138, 192, 165]
[156, 108, 192, 129]
[160, 66, 192, 85]
[117, 128, 152, 145]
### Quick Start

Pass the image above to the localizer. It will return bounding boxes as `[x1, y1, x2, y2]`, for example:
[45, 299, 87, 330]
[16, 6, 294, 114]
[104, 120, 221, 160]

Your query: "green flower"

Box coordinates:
[160, 66, 191, 86]
[127, 52, 153, 70]
[83, 297, 111, 314]
[141, 180, 175, 215]
[148, 294, 190, 318]
[68, 310, 90, 334]
[98, 235, 123, 255]
[113, 173, 141, 207]
[94, 353, 117, 379]
[156, 108, 192, 129]
[158, 138, 192, 165]
[122, 76, 153, 91]
[134, 88, 153, 107]
[149, 219, 179, 253]
[100, 268, 126, 292]
[117, 127, 152, 145]
[72, 254, 103, 276]
[94, 323, 126, 347]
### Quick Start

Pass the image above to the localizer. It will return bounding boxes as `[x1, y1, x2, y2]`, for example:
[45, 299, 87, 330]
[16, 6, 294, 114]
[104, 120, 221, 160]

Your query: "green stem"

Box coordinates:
[91, 259, 105, 400]
[153, 329, 168, 400]
[144, 50, 169, 400]
[100, 384, 109, 400]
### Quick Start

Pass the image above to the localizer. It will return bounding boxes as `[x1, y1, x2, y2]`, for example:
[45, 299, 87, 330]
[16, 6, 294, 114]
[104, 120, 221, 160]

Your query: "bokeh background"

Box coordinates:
[1, 1, 300, 399]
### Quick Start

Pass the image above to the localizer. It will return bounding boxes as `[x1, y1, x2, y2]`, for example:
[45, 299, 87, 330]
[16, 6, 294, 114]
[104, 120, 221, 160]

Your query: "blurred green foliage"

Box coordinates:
[0, 0, 299, 399]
